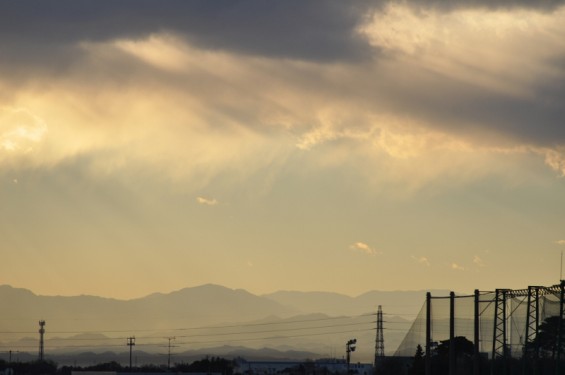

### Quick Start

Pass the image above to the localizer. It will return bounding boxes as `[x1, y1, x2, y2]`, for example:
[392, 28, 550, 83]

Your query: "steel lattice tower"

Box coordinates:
[374, 305, 384, 366]
[492, 289, 509, 360]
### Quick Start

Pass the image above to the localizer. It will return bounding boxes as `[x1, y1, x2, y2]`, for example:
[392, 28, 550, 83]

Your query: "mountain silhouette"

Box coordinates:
[0, 284, 445, 363]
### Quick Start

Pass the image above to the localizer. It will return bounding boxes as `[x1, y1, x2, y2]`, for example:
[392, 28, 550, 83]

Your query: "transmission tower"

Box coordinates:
[38, 320, 46, 361]
[374, 305, 384, 366]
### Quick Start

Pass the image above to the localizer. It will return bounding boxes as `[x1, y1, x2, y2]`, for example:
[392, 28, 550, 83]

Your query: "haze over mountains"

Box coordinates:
[0, 284, 449, 364]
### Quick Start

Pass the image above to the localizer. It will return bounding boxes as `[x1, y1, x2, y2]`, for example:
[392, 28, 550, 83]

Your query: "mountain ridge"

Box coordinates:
[0, 283, 441, 361]
[0, 283, 454, 301]
[0, 283, 449, 323]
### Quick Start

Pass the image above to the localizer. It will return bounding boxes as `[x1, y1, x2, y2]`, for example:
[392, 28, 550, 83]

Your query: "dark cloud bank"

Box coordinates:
[1, 0, 564, 62]
[0, 0, 374, 62]
[1, 0, 565, 149]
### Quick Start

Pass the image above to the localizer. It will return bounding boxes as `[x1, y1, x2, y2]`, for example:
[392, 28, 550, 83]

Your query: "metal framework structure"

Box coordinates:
[492, 283, 565, 372]
[421, 281, 565, 375]
[492, 289, 510, 362]
[524, 286, 541, 352]
[375, 305, 385, 365]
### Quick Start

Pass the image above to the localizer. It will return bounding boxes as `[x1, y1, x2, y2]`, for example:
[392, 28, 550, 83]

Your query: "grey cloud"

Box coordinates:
[2, 0, 565, 150]
[2, 0, 564, 67]
[403, 0, 565, 12]
[0, 0, 376, 63]
[391, 78, 565, 147]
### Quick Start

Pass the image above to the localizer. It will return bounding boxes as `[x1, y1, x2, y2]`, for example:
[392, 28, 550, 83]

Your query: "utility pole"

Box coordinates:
[167, 337, 176, 370]
[8, 350, 19, 363]
[38, 320, 46, 361]
[127, 337, 136, 370]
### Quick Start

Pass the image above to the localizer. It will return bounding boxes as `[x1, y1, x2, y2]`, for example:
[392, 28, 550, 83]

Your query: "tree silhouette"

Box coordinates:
[430, 337, 474, 375]
[408, 344, 425, 375]
[530, 316, 564, 358]
[434, 336, 474, 360]
[85, 361, 123, 372]
[174, 356, 234, 375]
[9, 359, 57, 375]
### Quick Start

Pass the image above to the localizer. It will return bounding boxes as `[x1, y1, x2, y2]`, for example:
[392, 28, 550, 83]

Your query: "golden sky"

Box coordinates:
[1, 1, 565, 299]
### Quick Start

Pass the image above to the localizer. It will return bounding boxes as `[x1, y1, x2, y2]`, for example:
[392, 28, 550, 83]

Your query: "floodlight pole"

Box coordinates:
[346, 338, 356, 374]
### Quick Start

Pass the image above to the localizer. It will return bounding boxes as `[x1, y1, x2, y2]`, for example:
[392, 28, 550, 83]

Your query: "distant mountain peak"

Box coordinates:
[0, 284, 36, 296]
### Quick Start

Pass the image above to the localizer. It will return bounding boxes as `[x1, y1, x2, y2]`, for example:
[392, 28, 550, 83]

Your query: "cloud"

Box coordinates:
[0, 2, 564, 192]
[349, 242, 379, 256]
[451, 263, 465, 271]
[0, 0, 375, 66]
[411, 256, 431, 266]
[557, 240, 565, 245]
[360, 4, 565, 149]
[411, 0, 565, 11]
[2, 0, 563, 74]
[196, 197, 219, 206]
[473, 255, 486, 267]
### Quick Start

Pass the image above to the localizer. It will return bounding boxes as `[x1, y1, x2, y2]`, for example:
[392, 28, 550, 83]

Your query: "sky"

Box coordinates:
[1, 0, 565, 300]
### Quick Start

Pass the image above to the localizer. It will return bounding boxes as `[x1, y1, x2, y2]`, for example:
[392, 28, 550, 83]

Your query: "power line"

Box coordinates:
[174, 327, 376, 346]
[170, 320, 376, 339]
[22, 320, 376, 344]
[0, 315, 378, 352]
[0, 313, 377, 335]
[0, 326, 377, 351]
